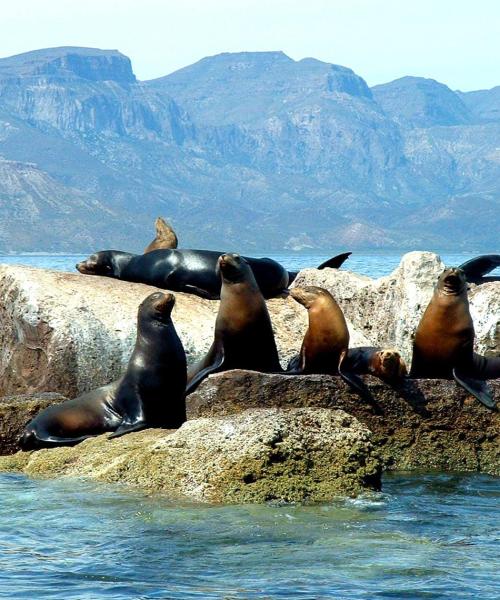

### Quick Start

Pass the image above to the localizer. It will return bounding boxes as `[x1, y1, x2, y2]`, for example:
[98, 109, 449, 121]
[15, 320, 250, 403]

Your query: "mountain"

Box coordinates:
[0, 47, 498, 253]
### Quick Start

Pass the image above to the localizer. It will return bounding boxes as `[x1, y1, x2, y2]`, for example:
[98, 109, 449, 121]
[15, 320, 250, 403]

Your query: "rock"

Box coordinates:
[0, 408, 381, 503]
[0, 392, 67, 454]
[293, 251, 499, 364]
[186, 370, 500, 476]
[0, 264, 368, 398]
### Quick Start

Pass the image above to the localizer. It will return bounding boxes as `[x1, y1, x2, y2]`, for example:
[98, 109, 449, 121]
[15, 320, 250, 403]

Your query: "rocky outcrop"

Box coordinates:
[0, 264, 369, 398]
[186, 370, 500, 476]
[293, 251, 500, 364]
[0, 392, 67, 454]
[0, 408, 381, 503]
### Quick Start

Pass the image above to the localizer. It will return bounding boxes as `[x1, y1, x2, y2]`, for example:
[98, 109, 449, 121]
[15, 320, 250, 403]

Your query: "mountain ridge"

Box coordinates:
[0, 47, 498, 252]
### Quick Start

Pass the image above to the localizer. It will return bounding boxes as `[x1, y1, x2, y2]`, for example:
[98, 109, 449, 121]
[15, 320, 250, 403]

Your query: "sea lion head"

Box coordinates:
[76, 251, 115, 276]
[289, 286, 331, 309]
[373, 348, 407, 380]
[141, 291, 176, 323]
[437, 267, 467, 295]
[217, 253, 251, 283]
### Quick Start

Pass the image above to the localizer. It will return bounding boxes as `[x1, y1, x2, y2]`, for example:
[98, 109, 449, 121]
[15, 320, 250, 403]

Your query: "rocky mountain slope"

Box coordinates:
[0, 47, 498, 252]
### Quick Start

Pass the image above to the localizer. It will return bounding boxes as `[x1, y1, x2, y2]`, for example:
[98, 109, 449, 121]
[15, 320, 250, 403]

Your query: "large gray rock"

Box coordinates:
[0, 408, 381, 503]
[293, 251, 500, 364]
[0, 264, 368, 398]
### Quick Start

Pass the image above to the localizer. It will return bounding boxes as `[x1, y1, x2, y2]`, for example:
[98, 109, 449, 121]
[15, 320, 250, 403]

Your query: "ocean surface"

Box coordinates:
[0, 250, 497, 279]
[0, 252, 498, 599]
[0, 472, 498, 599]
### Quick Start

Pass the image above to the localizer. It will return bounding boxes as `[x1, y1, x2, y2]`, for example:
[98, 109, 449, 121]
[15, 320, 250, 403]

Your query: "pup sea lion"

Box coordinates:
[20, 292, 187, 449]
[185, 253, 282, 394]
[144, 216, 178, 253]
[342, 347, 407, 384]
[76, 249, 350, 300]
[287, 286, 379, 408]
[410, 267, 499, 409]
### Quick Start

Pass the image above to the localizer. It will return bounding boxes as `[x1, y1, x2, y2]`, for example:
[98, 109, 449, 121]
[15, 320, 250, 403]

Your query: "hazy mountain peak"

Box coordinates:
[372, 76, 471, 127]
[0, 46, 136, 83]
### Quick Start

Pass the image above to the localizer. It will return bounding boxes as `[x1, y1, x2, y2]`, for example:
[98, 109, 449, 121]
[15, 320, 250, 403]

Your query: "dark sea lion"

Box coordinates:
[287, 286, 379, 408]
[20, 292, 187, 449]
[458, 254, 500, 283]
[185, 253, 282, 394]
[76, 249, 350, 300]
[342, 347, 407, 384]
[144, 216, 178, 253]
[410, 267, 499, 409]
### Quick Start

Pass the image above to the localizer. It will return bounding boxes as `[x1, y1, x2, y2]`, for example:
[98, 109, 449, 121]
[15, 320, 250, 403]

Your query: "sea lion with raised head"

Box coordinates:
[76, 249, 351, 300]
[286, 286, 380, 408]
[20, 292, 187, 449]
[144, 216, 178, 253]
[185, 253, 282, 394]
[410, 267, 498, 409]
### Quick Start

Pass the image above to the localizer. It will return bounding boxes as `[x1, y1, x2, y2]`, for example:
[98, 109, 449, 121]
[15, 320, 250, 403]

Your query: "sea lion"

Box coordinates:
[342, 347, 407, 384]
[458, 254, 500, 283]
[76, 249, 351, 300]
[185, 253, 282, 394]
[410, 267, 499, 409]
[144, 216, 178, 253]
[20, 292, 187, 449]
[286, 286, 379, 408]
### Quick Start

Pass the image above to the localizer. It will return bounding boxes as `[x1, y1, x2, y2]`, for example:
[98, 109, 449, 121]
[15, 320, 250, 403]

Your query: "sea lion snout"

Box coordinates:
[149, 291, 175, 315]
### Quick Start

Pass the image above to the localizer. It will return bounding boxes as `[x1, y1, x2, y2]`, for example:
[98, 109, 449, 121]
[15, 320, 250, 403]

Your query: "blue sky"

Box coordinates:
[2, 0, 499, 90]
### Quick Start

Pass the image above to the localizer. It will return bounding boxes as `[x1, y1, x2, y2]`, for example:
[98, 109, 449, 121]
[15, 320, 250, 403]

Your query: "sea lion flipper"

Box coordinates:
[185, 346, 225, 395]
[453, 368, 497, 411]
[339, 352, 382, 414]
[317, 252, 352, 270]
[181, 285, 220, 300]
[458, 254, 500, 281]
[108, 420, 148, 439]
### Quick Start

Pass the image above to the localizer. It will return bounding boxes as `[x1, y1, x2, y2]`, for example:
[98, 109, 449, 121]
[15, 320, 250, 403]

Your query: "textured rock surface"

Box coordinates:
[0, 392, 67, 454]
[0, 264, 368, 397]
[293, 251, 500, 363]
[0, 408, 381, 503]
[186, 370, 500, 476]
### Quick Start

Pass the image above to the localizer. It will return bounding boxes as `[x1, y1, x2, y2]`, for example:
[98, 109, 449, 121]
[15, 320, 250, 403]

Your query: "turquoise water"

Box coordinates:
[0, 472, 498, 599]
[0, 251, 496, 279]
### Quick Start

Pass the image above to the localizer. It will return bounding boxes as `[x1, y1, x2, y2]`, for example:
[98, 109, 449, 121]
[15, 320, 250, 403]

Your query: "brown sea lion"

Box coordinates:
[144, 216, 178, 253]
[286, 286, 379, 408]
[185, 253, 282, 394]
[342, 347, 407, 384]
[20, 292, 187, 449]
[410, 267, 498, 409]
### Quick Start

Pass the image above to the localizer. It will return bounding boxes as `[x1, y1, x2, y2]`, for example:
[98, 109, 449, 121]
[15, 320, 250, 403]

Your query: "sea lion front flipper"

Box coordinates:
[181, 285, 220, 300]
[339, 351, 382, 414]
[108, 420, 148, 439]
[452, 368, 497, 411]
[185, 346, 225, 395]
[317, 252, 352, 270]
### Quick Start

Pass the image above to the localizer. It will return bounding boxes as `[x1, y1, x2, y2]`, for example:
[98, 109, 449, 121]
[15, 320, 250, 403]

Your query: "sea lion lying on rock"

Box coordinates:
[76, 249, 351, 300]
[20, 292, 187, 448]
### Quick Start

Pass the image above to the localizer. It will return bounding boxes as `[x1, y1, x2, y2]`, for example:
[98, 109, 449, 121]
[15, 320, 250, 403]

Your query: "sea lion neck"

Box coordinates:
[113, 252, 136, 276]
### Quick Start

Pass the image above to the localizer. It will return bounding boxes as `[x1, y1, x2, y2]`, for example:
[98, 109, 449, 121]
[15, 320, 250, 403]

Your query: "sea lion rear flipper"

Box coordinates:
[452, 368, 497, 411]
[185, 346, 225, 395]
[317, 252, 352, 270]
[458, 255, 500, 282]
[108, 420, 147, 439]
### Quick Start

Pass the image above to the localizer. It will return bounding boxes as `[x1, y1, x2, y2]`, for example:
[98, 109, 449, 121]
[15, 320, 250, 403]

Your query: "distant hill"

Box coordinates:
[0, 47, 498, 252]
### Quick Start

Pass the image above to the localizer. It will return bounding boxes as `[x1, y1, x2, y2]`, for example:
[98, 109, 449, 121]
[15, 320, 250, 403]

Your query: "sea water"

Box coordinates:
[0, 472, 498, 599]
[0, 253, 498, 598]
